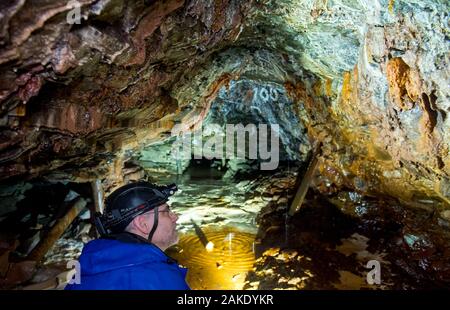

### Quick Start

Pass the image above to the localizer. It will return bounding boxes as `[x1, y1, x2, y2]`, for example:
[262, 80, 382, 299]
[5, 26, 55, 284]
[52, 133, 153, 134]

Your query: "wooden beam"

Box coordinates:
[288, 144, 321, 216]
[27, 197, 87, 263]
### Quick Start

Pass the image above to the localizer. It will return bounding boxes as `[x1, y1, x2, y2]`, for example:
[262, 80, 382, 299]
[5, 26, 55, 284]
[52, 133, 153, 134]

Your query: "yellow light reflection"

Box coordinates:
[167, 227, 256, 290]
[205, 241, 215, 252]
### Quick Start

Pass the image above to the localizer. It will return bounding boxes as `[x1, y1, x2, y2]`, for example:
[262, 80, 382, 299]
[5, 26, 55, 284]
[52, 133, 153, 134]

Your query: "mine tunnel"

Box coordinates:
[0, 0, 449, 291]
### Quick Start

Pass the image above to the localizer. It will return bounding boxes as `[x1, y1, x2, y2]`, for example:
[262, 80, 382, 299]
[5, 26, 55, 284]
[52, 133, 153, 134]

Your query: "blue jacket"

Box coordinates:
[64, 236, 190, 290]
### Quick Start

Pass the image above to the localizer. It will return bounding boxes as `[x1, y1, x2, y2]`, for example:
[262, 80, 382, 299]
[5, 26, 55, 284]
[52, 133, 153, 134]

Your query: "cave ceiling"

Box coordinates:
[0, 0, 448, 206]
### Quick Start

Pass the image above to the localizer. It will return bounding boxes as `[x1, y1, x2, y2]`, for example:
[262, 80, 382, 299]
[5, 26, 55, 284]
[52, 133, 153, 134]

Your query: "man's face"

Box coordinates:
[145, 203, 179, 250]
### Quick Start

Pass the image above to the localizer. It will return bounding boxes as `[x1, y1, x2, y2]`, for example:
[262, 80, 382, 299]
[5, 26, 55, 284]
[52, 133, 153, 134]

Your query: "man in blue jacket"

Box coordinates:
[65, 182, 190, 290]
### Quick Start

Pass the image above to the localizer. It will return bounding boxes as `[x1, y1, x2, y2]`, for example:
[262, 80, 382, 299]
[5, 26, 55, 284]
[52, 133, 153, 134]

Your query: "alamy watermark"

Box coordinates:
[66, 259, 81, 284]
[170, 123, 280, 170]
[366, 260, 381, 285]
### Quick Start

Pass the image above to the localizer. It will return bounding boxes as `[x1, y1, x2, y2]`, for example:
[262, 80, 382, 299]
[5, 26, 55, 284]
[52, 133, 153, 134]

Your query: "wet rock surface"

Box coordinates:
[249, 173, 450, 289]
[150, 164, 278, 233]
[139, 77, 311, 175]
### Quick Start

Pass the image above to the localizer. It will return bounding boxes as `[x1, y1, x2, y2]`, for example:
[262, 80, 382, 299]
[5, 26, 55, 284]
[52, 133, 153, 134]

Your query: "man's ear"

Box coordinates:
[135, 213, 150, 232]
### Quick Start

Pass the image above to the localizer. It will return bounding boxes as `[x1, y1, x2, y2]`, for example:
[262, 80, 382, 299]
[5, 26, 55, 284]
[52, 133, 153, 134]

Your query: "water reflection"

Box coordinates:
[167, 227, 256, 290]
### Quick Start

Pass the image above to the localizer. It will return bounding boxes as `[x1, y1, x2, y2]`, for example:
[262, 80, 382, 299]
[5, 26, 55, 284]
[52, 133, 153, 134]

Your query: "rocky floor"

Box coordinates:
[248, 176, 450, 290]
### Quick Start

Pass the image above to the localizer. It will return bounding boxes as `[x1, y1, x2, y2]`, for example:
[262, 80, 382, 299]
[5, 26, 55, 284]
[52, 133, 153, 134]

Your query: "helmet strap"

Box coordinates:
[147, 205, 159, 242]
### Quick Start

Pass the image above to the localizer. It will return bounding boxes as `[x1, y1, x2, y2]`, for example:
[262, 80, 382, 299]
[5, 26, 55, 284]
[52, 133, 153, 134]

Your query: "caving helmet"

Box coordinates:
[95, 181, 177, 242]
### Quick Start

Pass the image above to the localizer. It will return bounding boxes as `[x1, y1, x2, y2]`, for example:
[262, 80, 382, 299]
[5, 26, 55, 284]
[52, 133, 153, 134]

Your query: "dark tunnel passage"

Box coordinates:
[0, 0, 449, 291]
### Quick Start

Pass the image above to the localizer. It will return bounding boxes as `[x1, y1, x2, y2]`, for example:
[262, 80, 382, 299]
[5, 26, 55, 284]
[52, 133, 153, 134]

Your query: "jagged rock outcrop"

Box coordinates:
[0, 0, 252, 182]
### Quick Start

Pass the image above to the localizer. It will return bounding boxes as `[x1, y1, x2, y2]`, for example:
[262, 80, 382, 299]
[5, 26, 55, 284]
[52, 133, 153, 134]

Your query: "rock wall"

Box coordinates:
[0, 0, 448, 209]
[0, 0, 252, 182]
[285, 0, 449, 206]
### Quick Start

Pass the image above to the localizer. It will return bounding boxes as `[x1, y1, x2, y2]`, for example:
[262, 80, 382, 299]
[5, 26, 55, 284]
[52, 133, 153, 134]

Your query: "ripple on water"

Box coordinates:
[167, 227, 256, 290]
